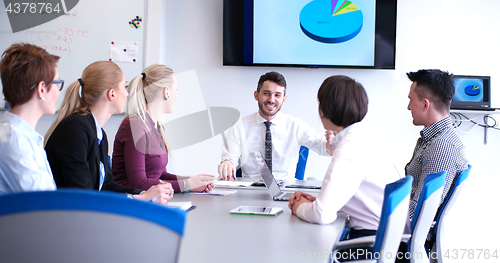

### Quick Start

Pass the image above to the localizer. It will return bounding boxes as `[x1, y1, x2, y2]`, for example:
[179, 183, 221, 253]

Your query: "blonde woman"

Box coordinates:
[112, 64, 214, 193]
[44, 61, 172, 203]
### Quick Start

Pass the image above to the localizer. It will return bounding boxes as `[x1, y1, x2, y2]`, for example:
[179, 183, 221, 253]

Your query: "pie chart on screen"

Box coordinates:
[299, 0, 363, 43]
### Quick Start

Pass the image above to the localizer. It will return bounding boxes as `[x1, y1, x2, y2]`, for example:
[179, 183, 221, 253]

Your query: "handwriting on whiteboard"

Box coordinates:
[18, 26, 89, 57]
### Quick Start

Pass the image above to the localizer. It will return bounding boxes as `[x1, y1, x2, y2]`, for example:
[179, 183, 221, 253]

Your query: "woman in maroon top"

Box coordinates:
[112, 64, 214, 193]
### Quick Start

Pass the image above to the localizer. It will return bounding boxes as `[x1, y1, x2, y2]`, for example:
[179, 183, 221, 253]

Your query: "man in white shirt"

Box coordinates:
[218, 72, 333, 180]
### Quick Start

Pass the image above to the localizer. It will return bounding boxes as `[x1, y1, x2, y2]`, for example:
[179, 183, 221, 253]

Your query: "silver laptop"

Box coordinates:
[250, 152, 294, 201]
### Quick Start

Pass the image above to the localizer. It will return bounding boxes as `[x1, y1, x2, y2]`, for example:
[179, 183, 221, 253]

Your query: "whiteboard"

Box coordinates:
[0, 0, 146, 107]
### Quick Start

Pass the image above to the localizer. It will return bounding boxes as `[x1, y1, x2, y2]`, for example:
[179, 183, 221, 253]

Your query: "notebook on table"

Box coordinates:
[250, 151, 294, 201]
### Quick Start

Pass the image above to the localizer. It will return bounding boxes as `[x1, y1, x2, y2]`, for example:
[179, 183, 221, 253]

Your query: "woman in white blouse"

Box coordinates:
[289, 75, 402, 241]
[0, 43, 62, 193]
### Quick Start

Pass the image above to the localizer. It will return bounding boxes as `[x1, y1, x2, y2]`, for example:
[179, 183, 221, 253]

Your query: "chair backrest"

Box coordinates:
[373, 176, 413, 263]
[236, 146, 309, 179]
[409, 171, 447, 263]
[295, 146, 309, 180]
[0, 190, 186, 263]
[432, 165, 471, 262]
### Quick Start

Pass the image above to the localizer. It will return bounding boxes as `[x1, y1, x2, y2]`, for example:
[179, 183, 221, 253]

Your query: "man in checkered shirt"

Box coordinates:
[405, 69, 468, 220]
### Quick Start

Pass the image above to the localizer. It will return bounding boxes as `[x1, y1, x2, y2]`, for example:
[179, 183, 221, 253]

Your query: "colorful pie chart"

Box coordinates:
[464, 85, 481, 96]
[299, 0, 363, 43]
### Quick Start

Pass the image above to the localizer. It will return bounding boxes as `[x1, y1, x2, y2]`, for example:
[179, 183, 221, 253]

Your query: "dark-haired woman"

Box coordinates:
[289, 75, 402, 240]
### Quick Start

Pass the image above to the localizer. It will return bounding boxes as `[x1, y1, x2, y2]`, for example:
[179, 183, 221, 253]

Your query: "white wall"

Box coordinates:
[1, 0, 498, 260]
[156, 0, 499, 261]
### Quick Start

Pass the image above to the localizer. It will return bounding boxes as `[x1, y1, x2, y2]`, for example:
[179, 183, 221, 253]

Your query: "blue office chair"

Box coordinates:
[331, 176, 413, 263]
[406, 171, 447, 263]
[429, 165, 471, 263]
[295, 145, 309, 180]
[0, 190, 186, 263]
[236, 146, 309, 179]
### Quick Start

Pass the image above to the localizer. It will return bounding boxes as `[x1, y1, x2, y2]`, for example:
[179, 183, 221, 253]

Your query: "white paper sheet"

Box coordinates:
[190, 190, 237, 196]
[109, 41, 138, 63]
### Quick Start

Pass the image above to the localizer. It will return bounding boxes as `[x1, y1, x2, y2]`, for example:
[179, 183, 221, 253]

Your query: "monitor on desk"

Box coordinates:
[451, 75, 493, 111]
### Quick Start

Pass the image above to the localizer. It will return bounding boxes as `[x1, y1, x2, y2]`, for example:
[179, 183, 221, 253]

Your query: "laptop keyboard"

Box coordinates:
[279, 192, 293, 199]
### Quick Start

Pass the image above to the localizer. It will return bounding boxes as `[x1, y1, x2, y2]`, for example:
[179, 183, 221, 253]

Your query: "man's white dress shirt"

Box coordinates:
[222, 112, 329, 179]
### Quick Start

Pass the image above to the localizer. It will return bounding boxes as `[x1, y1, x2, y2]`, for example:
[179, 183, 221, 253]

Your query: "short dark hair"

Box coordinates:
[0, 43, 60, 108]
[317, 75, 368, 128]
[257, 71, 286, 93]
[406, 69, 454, 113]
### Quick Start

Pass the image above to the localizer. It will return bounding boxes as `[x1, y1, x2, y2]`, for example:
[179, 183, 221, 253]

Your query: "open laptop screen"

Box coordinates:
[251, 152, 281, 197]
[451, 75, 491, 110]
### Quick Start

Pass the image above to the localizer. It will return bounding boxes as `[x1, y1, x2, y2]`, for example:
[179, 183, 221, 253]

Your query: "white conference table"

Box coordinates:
[171, 178, 347, 263]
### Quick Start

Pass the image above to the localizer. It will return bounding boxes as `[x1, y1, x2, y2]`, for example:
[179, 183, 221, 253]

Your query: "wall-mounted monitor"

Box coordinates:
[223, 0, 397, 69]
[451, 75, 492, 111]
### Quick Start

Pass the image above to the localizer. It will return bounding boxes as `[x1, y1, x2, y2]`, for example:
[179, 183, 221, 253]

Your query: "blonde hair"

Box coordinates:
[127, 64, 175, 157]
[45, 61, 123, 143]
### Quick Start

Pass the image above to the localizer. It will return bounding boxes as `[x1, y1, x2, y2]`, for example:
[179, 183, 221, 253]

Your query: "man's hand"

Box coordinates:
[218, 160, 236, 180]
[325, 130, 335, 156]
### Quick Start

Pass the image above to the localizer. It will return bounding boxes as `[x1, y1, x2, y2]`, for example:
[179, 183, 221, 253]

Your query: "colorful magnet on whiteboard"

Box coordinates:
[130, 16, 142, 29]
[111, 42, 114, 44]
[133, 59, 136, 62]
[123, 49, 126, 52]
[109, 58, 112, 61]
